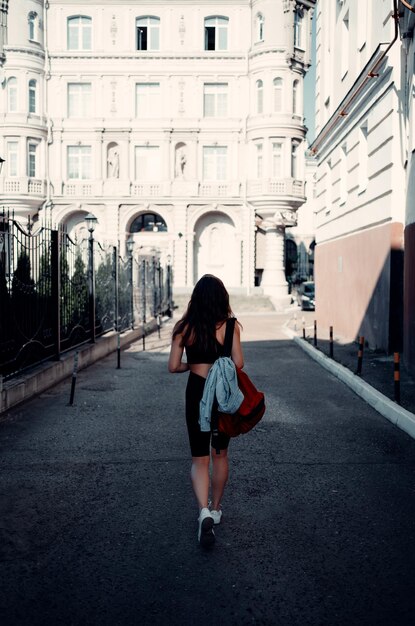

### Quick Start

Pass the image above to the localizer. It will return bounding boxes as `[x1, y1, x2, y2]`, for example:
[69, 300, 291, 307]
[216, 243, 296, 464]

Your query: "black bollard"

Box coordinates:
[356, 336, 364, 375]
[329, 326, 334, 359]
[302, 316, 306, 339]
[394, 352, 401, 404]
[313, 320, 317, 347]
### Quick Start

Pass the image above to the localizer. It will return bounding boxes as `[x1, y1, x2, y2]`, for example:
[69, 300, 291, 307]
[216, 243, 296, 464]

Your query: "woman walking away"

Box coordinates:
[168, 275, 244, 547]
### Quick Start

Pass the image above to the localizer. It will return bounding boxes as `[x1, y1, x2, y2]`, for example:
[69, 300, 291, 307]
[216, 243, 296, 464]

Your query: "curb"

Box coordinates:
[0, 319, 158, 416]
[284, 326, 415, 441]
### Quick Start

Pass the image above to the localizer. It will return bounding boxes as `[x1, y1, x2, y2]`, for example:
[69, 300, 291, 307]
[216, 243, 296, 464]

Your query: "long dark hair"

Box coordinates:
[173, 274, 233, 352]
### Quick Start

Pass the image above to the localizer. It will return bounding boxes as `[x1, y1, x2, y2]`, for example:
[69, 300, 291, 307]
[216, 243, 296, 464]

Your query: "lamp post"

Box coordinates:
[126, 235, 135, 329]
[85, 213, 98, 343]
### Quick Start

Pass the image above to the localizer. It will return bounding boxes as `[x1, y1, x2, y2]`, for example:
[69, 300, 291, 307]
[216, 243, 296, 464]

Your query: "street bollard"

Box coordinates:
[117, 332, 121, 369]
[69, 350, 80, 406]
[294, 312, 297, 332]
[329, 326, 334, 359]
[313, 320, 317, 347]
[302, 316, 306, 339]
[356, 336, 364, 375]
[394, 352, 401, 404]
[157, 314, 161, 339]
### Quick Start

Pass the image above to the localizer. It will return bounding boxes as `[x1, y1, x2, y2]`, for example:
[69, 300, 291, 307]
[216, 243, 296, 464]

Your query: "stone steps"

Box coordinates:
[172, 293, 275, 314]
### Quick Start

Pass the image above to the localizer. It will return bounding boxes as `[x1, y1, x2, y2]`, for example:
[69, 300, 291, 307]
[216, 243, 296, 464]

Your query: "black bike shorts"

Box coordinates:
[185, 372, 230, 457]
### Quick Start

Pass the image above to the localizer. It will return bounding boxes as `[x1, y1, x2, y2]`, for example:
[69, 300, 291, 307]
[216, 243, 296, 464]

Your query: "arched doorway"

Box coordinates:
[285, 238, 298, 283]
[193, 212, 239, 287]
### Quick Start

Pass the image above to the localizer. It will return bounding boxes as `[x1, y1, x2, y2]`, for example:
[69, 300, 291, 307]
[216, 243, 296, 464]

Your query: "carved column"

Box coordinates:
[261, 220, 288, 298]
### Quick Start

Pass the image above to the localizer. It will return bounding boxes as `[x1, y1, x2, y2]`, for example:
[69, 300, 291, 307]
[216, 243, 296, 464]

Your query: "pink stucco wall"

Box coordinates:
[315, 222, 403, 350]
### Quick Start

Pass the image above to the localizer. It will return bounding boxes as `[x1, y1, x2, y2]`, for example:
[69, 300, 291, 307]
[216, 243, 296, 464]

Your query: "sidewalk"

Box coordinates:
[1, 312, 415, 625]
[285, 308, 415, 413]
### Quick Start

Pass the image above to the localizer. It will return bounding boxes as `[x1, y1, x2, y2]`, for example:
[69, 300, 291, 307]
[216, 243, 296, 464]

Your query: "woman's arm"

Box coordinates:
[231, 322, 244, 369]
[168, 333, 190, 373]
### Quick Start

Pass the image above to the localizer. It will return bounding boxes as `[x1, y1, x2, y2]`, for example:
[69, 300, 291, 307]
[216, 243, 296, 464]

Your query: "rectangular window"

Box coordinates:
[203, 83, 228, 117]
[28, 143, 37, 178]
[7, 141, 18, 177]
[341, 12, 349, 79]
[67, 83, 92, 117]
[272, 142, 283, 178]
[291, 140, 300, 179]
[135, 146, 160, 180]
[294, 11, 303, 48]
[256, 144, 263, 178]
[358, 123, 368, 192]
[135, 83, 161, 118]
[67, 146, 92, 180]
[203, 146, 227, 180]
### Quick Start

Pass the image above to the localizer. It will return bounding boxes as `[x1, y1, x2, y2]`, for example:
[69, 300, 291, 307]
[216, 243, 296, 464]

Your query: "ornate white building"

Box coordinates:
[0, 0, 315, 297]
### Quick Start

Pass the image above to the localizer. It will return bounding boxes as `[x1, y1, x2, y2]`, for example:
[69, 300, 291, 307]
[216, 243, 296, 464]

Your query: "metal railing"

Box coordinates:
[0, 213, 173, 381]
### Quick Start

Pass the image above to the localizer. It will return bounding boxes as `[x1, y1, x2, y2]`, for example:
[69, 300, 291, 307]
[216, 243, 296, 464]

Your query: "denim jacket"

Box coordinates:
[199, 356, 243, 432]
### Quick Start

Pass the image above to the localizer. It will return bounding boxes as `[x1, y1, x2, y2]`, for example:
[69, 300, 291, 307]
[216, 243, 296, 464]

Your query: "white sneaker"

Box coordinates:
[198, 507, 215, 547]
[210, 509, 223, 525]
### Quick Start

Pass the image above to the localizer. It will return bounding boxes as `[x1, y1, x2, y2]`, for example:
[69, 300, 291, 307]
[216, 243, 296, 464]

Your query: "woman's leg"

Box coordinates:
[211, 448, 229, 511]
[191, 455, 210, 511]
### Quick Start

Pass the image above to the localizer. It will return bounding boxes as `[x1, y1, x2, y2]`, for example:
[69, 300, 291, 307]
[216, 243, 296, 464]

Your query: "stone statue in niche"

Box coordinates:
[175, 146, 187, 179]
[107, 147, 120, 178]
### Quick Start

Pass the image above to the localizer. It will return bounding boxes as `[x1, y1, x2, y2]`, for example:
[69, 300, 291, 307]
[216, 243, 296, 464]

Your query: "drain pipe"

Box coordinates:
[310, 0, 400, 155]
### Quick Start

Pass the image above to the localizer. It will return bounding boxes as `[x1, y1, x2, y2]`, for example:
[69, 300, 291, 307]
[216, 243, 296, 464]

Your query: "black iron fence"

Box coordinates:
[0, 214, 173, 380]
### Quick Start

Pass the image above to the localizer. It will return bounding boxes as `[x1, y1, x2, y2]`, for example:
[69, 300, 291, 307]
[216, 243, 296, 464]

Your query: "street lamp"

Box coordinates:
[126, 235, 135, 329]
[84, 213, 98, 343]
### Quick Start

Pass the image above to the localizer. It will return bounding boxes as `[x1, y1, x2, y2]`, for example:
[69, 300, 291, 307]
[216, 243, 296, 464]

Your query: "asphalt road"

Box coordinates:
[1, 313, 415, 626]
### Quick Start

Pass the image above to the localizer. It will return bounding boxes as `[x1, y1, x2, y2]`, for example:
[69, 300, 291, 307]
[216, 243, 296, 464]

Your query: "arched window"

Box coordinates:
[7, 78, 17, 112]
[67, 16, 92, 50]
[273, 78, 283, 112]
[28, 79, 37, 114]
[28, 12, 38, 41]
[130, 213, 167, 233]
[256, 79, 263, 114]
[292, 79, 299, 114]
[204, 16, 228, 51]
[136, 16, 160, 51]
[256, 13, 264, 42]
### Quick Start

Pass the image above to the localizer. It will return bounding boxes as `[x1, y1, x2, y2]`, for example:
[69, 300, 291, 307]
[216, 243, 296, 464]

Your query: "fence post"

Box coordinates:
[88, 230, 96, 343]
[51, 229, 61, 360]
[142, 258, 146, 351]
[167, 262, 173, 317]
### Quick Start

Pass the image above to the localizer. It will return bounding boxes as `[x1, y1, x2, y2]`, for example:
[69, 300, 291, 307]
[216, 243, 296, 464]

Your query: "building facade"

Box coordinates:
[0, 0, 315, 297]
[311, 0, 405, 352]
[400, 0, 415, 375]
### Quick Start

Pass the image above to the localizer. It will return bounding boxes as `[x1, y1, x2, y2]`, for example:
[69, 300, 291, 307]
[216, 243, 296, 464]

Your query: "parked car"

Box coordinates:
[297, 281, 315, 311]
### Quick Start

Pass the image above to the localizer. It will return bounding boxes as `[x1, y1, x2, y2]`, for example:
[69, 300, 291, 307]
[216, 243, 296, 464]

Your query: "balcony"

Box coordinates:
[55, 179, 242, 199]
[247, 178, 305, 206]
[0, 177, 46, 196]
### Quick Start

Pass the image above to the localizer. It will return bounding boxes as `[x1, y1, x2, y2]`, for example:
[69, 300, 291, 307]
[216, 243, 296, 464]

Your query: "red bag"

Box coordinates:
[216, 318, 266, 437]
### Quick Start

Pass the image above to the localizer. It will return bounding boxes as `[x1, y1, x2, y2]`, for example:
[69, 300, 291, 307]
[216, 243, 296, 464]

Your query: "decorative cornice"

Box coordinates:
[49, 53, 246, 61]
[4, 46, 45, 60]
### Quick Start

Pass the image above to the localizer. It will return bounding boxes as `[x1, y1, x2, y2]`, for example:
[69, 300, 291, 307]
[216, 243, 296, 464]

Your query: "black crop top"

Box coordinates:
[185, 339, 226, 365]
[184, 318, 235, 364]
